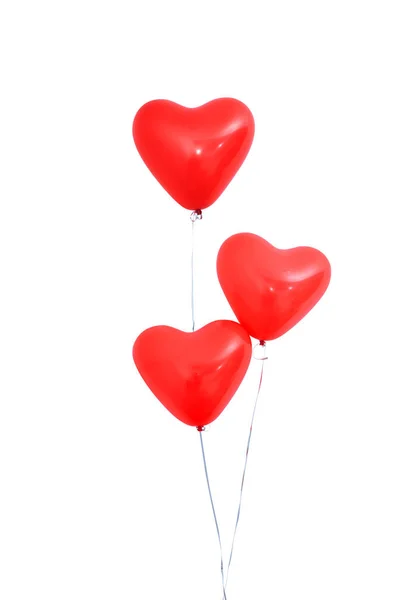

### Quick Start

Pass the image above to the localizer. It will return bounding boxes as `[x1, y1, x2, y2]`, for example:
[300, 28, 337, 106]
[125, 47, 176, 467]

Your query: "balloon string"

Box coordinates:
[191, 209, 227, 598]
[191, 210, 226, 598]
[190, 209, 202, 332]
[199, 430, 228, 600]
[223, 341, 268, 594]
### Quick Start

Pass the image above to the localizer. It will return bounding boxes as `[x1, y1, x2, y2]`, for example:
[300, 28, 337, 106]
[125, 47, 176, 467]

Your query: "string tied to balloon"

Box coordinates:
[198, 428, 228, 600]
[190, 210, 202, 332]
[222, 340, 268, 594]
[190, 209, 227, 598]
[190, 209, 268, 599]
[197, 342, 269, 600]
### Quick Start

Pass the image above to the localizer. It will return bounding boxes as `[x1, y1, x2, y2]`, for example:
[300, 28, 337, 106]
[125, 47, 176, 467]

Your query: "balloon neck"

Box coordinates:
[196, 425, 206, 432]
[259, 340, 266, 346]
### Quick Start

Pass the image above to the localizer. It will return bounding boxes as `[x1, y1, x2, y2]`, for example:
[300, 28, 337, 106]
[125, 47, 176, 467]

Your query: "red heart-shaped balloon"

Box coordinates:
[133, 320, 252, 427]
[132, 98, 255, 211]
[217, 233, 331, 341]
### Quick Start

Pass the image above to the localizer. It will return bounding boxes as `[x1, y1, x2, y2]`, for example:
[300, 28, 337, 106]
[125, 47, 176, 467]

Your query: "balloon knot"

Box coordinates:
[197, 425, 206, 432]
[253, 340, 268, 360]
[190, 209, 203, 222]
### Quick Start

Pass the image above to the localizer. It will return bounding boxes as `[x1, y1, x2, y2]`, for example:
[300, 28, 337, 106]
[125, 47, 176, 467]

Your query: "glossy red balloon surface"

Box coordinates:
[217, 233, 331, 341]
[132, 98, 255, 211]
[133, 320, 252, 427]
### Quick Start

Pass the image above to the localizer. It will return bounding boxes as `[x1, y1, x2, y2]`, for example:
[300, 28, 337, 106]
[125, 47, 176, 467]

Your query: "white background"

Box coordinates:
[1, 1, 409, 598]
